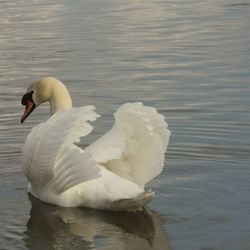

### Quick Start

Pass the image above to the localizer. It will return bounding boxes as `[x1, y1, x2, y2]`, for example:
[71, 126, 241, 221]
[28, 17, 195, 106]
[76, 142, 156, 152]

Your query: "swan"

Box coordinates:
[21, 77, 170, 211]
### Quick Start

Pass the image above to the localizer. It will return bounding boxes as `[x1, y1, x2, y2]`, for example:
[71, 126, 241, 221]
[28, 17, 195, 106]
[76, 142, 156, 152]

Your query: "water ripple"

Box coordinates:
[0, 0, 250, 249]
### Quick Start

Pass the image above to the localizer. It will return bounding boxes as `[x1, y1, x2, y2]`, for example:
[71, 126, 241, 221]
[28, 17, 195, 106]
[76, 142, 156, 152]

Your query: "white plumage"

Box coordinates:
[21, 77, 170, 211]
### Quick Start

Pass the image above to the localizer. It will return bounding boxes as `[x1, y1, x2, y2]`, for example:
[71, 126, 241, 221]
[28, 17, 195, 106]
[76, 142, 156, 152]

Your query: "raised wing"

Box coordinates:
[86, 103, 171, 187]
[22, 106, 100, 193]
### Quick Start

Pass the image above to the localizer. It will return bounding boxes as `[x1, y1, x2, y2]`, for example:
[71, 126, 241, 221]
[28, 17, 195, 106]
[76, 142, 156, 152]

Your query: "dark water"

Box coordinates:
[0, 0, 250, 249]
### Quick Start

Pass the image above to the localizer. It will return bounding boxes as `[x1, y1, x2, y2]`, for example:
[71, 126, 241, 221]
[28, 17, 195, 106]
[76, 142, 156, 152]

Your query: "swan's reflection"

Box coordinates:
[24, 195, 171, 250]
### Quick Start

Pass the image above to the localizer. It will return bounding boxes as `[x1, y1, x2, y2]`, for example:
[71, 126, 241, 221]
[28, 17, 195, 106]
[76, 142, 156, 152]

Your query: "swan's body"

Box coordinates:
[21, 77, 170, 211]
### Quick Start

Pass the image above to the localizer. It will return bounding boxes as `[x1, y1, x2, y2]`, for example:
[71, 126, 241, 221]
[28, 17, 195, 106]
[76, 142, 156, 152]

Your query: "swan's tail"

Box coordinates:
[109, 191, 155, 211]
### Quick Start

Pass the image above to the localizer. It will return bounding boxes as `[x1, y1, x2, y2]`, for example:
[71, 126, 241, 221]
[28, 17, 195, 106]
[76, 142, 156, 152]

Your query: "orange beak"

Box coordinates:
[21, 100, 36, 123]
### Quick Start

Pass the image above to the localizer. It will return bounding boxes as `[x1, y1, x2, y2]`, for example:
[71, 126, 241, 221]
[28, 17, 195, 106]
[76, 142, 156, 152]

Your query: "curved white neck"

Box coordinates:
[49, 83, 72, 115]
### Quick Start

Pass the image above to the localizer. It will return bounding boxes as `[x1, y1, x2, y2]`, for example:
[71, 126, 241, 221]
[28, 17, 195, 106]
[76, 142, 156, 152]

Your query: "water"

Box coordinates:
[0, 0, 250, 249]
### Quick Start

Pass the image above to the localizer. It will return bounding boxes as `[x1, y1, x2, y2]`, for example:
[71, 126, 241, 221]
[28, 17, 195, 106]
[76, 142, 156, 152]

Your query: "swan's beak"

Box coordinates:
[21, 92, 36, 123]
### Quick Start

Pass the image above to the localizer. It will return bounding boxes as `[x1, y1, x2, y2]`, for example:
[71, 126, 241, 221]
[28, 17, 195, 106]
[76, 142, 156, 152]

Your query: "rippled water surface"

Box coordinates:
[0, 0, 250, 249]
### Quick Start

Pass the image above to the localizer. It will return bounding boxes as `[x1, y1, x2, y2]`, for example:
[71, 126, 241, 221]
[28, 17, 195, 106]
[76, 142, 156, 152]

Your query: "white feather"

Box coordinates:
[86, 103, 171, 187]
[22, 106, 100, 194]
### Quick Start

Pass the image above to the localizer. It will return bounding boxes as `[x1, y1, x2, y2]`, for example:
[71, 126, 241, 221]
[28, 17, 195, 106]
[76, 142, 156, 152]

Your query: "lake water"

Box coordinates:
[0, 0, 250, 249]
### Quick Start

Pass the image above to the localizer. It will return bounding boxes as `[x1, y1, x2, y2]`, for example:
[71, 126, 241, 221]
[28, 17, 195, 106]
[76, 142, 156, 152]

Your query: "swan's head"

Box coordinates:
[21, 77, 72, 123]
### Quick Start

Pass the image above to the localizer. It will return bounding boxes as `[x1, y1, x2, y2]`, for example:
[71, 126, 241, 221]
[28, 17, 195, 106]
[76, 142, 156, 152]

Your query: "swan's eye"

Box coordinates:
[21, 91, 34, 105]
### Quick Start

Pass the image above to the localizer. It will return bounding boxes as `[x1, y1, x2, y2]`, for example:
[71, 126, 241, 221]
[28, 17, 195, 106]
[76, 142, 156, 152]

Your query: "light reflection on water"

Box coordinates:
[0, 0, 250, 249]
[23, 195, 171, 250]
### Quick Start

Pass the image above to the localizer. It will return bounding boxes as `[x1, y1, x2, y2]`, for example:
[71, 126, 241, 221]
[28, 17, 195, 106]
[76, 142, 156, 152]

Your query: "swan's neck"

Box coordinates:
[49, 83, 72, 115]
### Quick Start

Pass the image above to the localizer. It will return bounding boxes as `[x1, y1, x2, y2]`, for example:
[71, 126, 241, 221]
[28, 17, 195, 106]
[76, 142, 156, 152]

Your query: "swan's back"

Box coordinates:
[22, 102, 170, 210]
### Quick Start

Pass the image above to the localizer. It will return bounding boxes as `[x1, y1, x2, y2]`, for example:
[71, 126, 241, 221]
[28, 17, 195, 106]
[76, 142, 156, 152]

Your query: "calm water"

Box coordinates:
[0, 0, 250, 249]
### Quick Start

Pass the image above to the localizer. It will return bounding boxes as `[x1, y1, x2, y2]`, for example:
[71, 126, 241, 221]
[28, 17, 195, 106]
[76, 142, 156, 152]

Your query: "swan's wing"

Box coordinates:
[86, 103, 171, 187]
[22, 106, 100, 193]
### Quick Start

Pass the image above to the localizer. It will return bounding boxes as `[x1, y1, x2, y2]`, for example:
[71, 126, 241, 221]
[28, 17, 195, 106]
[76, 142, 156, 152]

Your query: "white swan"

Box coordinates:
[21, 77, 171, 211]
